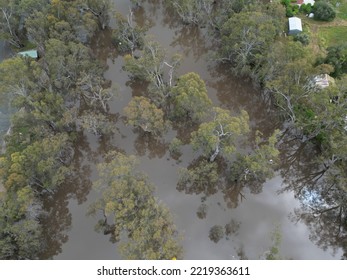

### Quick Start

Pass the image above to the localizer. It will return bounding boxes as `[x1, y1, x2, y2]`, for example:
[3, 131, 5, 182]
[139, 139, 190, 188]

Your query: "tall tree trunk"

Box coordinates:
[210, 143, 220, 162]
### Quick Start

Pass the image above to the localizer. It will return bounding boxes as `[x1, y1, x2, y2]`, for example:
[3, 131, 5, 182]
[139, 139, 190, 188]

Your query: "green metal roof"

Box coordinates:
[18, 49, 38, 59]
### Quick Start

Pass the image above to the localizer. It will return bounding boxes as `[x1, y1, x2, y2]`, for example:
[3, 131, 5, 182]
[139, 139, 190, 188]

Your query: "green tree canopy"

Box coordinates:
[123, 40, 181, 105]
[323, 44, 347, 78]
[113, 10, 147, 54]
[164, 0, 215, 25]
[89, 151, 183, 259]
[0, 187, 42, 259]
[313, 1, 336, 22]
[219, 10, 278, 75]
[171, 72, 212, 123]
[1, 133, 72, 192]
[0, 0, 24, 47]
[124, 96, 167, 136]
[177, 159, 219, 195]
[191, 107, 250, 162]
[229, 130, 281, 185]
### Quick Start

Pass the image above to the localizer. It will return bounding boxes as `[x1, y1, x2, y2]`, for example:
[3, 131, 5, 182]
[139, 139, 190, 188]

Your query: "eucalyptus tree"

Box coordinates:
[177, 159, 219, 196]
[25, 0, 99, 47]
[164, 0, 215, 25]
[191, 107, 250, 162]
[81, 0, 113, 30]
[123, 39, 181, 105]
[88, 151, 183, 259]
[228, 130, 281, 185]
[113, 9, 147, 54]
[0, 188, 42, 259]
[0, 133, 73, 192]
[263, 41, 315, 124]
[0, 56, 35, 99]
[124, 96, 168, 136]
[79, 110, 114, 136]
[0, 0, 23, 47]
[219, 10, 277, 76]
[44, 39, 103, 94]
[0, 0, 50, 47]
[77, 74, 116, 113]
[170, 72, 212, 123]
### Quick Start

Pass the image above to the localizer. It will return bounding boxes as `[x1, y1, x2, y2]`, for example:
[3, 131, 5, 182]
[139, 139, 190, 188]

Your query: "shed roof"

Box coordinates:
[18, 50, 38, 59]
[288, 17, 302, 32]
[297, 0, 315, 5]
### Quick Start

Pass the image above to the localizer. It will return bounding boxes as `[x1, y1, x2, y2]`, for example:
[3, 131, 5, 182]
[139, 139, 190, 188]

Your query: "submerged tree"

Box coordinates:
[124, 96, 167, 136]
[209, 225, 225, 243]
[79, 110, 114, 136]
[170, 72, 212, 123]
[164, 0, 215, 25]
[82, 0, 113, 30]
[88, 151, 182, 259]
[77, 73, 116, 112]
[191, 107, 250, 162]
[229, 130, 281, 185]
[219, 10, 278, 76]
[113, 9, 147, 54]
[123, 39, 181, 105]
[177, 159, 219, 196]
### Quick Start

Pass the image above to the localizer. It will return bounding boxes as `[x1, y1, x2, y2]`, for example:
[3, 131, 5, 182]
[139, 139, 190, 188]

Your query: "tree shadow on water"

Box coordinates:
[39, 133, 94, 259]
[134, 130, 168, 159]
[279, 133, 347, 259]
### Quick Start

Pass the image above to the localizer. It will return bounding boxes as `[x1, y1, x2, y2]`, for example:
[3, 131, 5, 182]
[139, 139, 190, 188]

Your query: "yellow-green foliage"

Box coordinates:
[124, 96, 167, 136]
[191, 107, 250, 161]
[171, 72, 212, 123]
[90, 151, 183, 260]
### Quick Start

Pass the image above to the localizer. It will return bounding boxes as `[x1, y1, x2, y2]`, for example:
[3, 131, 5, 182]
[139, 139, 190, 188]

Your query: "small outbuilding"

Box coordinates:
[288, 17, 303, 35]
[18, 49, 38, 59]
[313, 74, 334, 89]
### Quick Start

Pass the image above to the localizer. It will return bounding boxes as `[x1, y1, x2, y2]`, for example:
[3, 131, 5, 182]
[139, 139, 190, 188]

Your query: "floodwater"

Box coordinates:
[34, 0, 344, 259]
[0, 41, 13, 142]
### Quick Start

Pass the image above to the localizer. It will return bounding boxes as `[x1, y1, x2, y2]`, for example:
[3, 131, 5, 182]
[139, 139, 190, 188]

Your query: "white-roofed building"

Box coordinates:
[288, 17, 303, 35]
[297, 0, 315, 5]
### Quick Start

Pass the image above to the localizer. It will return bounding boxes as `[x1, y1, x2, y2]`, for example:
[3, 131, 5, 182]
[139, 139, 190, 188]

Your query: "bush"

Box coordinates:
[324, 44, 347, 77]
[286, 4, 300, 17]
[294, 33, 310, 46]
[169, 137, 183, 156]
[286, 6, 294, 17]
[299, 3, 312, 14]
[313, 2, 336, 21]
[209, 225, 225, 243]
[281, 0, 291, 7]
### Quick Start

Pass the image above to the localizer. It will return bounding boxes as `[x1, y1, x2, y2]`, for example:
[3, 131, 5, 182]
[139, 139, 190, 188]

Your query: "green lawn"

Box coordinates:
[336, 1, 347, 20]
[319, 26, 347, 46]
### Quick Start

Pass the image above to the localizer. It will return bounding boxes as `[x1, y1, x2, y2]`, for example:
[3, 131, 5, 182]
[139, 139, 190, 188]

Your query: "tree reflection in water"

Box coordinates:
[279, 133, 347, 259]
[176, 153, 269, 245]
[39, 132, 94, 259]
[134, 130, 168, 159]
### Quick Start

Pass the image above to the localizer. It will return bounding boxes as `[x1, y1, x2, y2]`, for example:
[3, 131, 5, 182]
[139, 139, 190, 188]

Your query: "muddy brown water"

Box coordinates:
[33, 0, 343, 259]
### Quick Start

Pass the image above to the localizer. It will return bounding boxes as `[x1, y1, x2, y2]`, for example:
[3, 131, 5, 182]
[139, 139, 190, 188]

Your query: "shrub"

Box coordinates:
[299, 3, 312, 14]
[294, 33, 310, 46]
[286, 4, 300, 17]
[313, 2, 336, 21]
[281, 0, 291, 7]
[286, 6, 294, 17]
[169, 138, 183, 156]
[324, 44, 347, 77]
